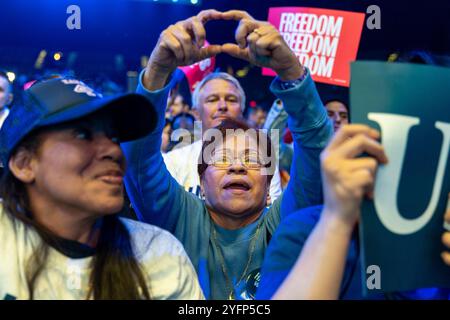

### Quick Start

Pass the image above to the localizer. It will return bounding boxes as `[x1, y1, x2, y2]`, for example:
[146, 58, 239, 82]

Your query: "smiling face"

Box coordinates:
[197, 79, 243, 131]
[12, 113, 126, 220]
[200, 132, 269, 224]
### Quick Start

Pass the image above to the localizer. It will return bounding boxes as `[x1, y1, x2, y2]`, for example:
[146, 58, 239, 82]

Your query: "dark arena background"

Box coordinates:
[1, 0, 450, 314]
[1, 0, 449, 106]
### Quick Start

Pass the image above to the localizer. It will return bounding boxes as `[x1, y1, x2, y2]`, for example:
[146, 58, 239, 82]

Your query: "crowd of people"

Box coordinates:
[0, 9, 449, 300]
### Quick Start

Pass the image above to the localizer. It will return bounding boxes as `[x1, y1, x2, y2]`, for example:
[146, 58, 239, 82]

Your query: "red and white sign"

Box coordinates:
[263, 7, 365, 87]
[178, 41, 216, 92]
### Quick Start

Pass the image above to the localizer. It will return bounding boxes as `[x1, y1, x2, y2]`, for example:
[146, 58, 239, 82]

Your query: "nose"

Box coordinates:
[334, 113, 341, 124]
[96, 134, 125, 167]
[226, 159, 247, 175]
[217, 98, 228, 112]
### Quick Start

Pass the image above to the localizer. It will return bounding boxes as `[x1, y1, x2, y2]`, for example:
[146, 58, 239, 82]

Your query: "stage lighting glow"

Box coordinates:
[35, 50, 47, 69]
[6, 72, 15, 82]
[54, 52, 62, 61]
[191, 0, 198, 4]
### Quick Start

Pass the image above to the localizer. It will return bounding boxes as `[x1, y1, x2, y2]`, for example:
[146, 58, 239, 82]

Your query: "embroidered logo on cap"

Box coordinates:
[61, 79, 102, 98]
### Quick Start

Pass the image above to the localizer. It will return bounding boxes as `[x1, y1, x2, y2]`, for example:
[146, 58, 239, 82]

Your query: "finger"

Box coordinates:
[335, 133, 388, 164]
[171, 24, 195, 63]
[255, 34, 275, 56]
[253, 24, 276, 39]
[327, 124, 380, 151]
[258, 30, 285, 54]
[221, 43, 250, 62]
[350, 159, 378, 200]
[197, 9, 223, 24]
[348, 157, 379, 175]
[235, 18, 260, 48]
[161, 30, 184, 62]
[189, 17, 206, 48]
[349, 169, 375, 190]
[246, 32, 259, 58]
[443, 232, 450, 248]
[445, 193, 450, 223]
[197, 45, 222, 61]
[221, 10, 254, 21]
[441, 251, 450, 266]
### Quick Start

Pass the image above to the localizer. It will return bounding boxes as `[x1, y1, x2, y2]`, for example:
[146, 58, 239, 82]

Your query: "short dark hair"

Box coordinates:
[172, 112, 196, 130]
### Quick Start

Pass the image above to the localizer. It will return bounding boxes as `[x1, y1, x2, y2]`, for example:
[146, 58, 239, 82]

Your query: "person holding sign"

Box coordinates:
[122, 9, 333, 299]
[257, 124, 450, 300]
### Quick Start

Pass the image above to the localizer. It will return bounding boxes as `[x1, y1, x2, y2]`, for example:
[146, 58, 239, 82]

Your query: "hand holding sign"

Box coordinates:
[442, 195, 450, 267]
[320, 124, 388, 233]
[220, 10, 304, 81]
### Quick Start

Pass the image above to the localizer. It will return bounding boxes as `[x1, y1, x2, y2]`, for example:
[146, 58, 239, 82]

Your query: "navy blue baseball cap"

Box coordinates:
[0, 77, 157, 166]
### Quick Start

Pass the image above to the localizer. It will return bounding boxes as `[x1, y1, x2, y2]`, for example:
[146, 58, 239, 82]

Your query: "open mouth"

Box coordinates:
[223, 181, 251, 191]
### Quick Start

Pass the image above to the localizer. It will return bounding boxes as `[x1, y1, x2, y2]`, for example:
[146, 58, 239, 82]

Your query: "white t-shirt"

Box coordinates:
[163, 140, 282, 201]
[0, 108, 9, 129]
[0, 204, 204, 300]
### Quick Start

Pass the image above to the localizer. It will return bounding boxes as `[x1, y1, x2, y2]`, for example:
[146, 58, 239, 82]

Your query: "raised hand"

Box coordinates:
[144, 9, 223, 90]
[220, 10, 304, 81]
[320, 125, 388, 232]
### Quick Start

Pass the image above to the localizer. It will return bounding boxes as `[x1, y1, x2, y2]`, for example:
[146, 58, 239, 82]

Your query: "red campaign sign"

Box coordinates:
[178, 41, 216, 92]
[263, 7, 365, 87]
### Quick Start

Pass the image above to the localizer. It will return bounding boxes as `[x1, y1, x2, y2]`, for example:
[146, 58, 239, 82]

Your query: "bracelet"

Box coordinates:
[278, 66, 308, 90]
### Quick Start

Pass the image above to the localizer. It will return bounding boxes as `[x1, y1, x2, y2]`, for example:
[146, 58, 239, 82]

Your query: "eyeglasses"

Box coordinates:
[208, 149, 266, 170]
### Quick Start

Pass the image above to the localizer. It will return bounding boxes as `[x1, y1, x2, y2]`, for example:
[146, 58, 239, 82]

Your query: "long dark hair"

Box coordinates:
[0, 130, 151, 300]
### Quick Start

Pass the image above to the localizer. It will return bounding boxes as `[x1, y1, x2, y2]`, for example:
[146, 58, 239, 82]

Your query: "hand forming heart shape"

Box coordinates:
[144, 9, 304, 90]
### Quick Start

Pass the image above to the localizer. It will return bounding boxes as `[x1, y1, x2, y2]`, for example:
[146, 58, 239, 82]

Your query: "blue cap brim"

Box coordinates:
[38, 93, 157, 142]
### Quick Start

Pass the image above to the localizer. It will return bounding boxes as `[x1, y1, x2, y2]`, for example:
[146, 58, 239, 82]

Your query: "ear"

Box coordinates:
[6, 93, 13, 106]
[9, 148, 37, 183]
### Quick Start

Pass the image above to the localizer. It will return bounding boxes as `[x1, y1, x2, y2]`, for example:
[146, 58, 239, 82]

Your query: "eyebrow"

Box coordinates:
[204, 93, 239, 99]
[215, 148, 259, 154]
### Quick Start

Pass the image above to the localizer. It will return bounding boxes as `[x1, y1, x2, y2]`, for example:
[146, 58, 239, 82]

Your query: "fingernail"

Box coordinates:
[444, 221, 450, 232]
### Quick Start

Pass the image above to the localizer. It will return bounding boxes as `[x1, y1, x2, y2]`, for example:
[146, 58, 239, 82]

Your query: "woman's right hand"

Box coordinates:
[143, 9, 223, 90]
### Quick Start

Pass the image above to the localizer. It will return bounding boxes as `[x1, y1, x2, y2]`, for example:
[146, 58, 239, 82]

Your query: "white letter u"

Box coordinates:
[369, 113, 450, 235]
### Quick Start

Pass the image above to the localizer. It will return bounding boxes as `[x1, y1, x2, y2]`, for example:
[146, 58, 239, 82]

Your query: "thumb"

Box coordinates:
[198, 45, 222, 60]
[445, 193, 450, 223]
[221, 43, 250, 62]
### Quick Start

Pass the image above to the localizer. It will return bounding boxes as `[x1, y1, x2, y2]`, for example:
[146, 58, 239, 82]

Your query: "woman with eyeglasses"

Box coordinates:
[122, 9, 333, 300]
